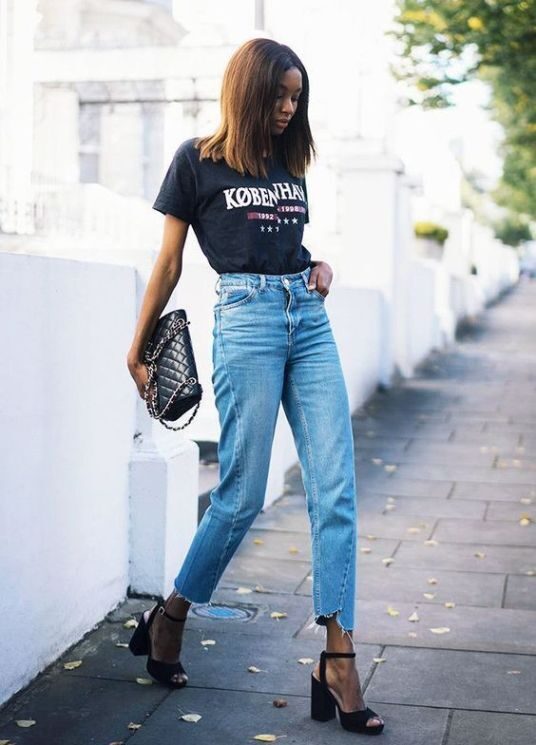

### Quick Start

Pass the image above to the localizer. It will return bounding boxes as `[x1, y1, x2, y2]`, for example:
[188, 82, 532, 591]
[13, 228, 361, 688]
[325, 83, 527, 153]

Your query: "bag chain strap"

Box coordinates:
[143, 316, 201, 431]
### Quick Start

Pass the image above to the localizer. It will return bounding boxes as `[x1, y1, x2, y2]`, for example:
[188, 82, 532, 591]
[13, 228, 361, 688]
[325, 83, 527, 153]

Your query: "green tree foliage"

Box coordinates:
[391, 0, 536, 226]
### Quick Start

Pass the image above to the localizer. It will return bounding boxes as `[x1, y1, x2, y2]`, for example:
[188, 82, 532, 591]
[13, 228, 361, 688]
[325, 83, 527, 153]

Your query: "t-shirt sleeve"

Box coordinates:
[152, 141, 197, 223]
[302, 176, 310, 224]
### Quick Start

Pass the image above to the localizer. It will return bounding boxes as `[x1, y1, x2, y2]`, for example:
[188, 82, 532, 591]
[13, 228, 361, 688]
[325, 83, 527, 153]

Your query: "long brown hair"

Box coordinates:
[195, 38, 316, 179]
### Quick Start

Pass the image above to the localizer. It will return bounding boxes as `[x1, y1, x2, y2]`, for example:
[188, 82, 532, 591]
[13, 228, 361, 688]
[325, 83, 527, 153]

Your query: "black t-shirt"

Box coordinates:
[152, 137, 312, 275]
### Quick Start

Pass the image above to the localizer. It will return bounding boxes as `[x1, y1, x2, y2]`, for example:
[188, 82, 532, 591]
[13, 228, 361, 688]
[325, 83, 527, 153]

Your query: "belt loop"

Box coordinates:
[259, 274, 266, 289]
[301, 266, 310, 289]
[215, 275, 221, 293]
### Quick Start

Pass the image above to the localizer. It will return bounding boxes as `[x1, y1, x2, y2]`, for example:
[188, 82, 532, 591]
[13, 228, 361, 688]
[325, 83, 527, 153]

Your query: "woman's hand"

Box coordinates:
[127, 354, 152, 400]
[308, 261, 333, 297]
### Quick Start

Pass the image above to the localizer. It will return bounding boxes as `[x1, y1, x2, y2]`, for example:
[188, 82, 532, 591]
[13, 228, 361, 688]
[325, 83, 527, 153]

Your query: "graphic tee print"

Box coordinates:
[152, 137, 312, 275]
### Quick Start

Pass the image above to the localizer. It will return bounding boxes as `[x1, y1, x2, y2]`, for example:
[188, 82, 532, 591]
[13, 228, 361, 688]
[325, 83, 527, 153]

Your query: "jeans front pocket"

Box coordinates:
[216, 284, 258, 312]
[310, 287, 326, 301]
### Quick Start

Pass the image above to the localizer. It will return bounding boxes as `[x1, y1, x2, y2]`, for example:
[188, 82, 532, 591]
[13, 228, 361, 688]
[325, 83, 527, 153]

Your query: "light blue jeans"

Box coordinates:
[174, 265, 357, 635]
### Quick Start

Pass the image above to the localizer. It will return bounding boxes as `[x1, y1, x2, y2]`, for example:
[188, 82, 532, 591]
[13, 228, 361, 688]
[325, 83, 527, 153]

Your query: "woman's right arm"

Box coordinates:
[126, 214, 190, 399]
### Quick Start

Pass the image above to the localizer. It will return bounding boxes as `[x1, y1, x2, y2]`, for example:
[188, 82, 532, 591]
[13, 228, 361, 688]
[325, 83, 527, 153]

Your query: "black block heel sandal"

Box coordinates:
[311, 650, 384, 735]
[128, 602, 188, 688]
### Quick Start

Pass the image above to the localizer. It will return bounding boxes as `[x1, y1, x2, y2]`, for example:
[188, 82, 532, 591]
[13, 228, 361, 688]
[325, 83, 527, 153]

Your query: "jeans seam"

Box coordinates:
[288, 373, 322, 610]
[210, 310, 244, 591]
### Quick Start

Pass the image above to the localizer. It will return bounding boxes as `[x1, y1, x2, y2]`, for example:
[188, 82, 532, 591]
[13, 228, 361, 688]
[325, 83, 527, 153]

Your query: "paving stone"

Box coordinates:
[394, 463, 536, 485]
[0, 674, 169, 745]
[124, 687, 448, 745]
[234, 528, 312, 562]
[504, 575, 536, 611]
[394, 540, 536, 574]
[298, 600, 536, 654]
[450, 433, 522, 449]
[294, 566, 505, 608]
[452, 482, 536, 501]
[399, 442, 497, 466]
[175, 632, 381, 697]
[447, 710, 536, 745]
[365, 647, 536, 713]
[357, 514, 437, 542]
[219, 555, 311, 593]
[432, 518, 536, 546]
[361, 478, 454, 499]
[486, 500, 536, 521]
[359, 494, 486, 519]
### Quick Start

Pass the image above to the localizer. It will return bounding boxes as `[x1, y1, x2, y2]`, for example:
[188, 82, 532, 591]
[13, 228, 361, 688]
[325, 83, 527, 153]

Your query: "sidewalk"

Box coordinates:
[2, 278, 535, 745]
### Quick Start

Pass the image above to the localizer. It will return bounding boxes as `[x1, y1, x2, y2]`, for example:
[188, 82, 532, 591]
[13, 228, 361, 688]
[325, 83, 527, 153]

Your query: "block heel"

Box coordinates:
[311, 671, 336, 721]
[310, 650, 384, 735]
[128, 602, 188, 688]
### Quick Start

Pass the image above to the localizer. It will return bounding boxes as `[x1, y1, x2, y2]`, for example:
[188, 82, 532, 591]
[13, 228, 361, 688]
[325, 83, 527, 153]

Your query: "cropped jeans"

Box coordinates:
[173, 265, 358, 635]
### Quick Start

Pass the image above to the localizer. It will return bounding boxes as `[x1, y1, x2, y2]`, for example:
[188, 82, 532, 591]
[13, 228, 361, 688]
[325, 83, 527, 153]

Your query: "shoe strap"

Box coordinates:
[158, 604, 187, 622]
[320, 650, 356, 686]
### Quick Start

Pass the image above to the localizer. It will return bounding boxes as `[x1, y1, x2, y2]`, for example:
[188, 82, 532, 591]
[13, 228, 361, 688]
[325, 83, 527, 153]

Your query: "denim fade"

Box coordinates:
[173, 265, 358, 635]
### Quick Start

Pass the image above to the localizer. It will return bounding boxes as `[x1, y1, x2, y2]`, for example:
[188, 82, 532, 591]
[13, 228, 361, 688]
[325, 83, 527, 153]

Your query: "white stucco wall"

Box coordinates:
[0, 252, 137, 705]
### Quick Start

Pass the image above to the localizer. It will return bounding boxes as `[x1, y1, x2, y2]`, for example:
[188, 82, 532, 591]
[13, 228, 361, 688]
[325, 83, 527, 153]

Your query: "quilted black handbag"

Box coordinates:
[143, 309, 202, 430]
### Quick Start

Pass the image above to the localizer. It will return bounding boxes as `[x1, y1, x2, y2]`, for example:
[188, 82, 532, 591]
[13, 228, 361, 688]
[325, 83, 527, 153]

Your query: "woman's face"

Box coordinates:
[270, 66, 302, 135]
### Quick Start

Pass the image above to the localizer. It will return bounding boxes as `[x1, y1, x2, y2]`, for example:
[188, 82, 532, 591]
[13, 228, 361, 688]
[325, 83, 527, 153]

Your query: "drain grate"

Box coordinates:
[191, 603, 256, 622]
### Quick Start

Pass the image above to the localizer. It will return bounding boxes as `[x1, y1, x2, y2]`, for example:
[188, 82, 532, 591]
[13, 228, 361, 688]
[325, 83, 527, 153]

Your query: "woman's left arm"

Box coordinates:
[308, 260, 333, 297]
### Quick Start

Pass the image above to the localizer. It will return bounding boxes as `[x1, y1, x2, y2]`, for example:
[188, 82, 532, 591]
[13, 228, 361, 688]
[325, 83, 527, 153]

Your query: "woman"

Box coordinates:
[126, 38, 384, 735]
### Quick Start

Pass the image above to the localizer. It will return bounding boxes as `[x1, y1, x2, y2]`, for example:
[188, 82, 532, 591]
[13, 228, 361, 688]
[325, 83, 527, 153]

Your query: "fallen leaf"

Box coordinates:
[63, 660, 83, 670]
[519, 515, 533, 527]
[135, 677, 153, 685]
[520, 497, 532, 505]
[474, 551, 486, 559]
[384, 464, 397, 473]
[253, 735, 281, 742]
[423, 593, 436, 600]
[273, 699, 288, 708]
[408, 631, 417, 638]
[371, 458, 383, 465]
[386, 606, 400, 617]
[255, 584, 268, 591]
[297, 657, 315, 665]
[384, 504, 396, 512]
[424, 539, 439, 547]
[123, 619, 138, 629]
[430, 627, 450, 634]
[180, 713, 202, 722]
[407, 527, 421, 534]
[270, 611, 288, 619]
[525, 570, 535, 576]
[16, 721, 36, 728]
[236, 586, 253, 594]
[248, 666, 263, 673]
[365, 534, 378, 540]
[408, 611, 420, 622]
[253, 538, 265, 545]
[444, 602, 456, 609]
[507, 670, 521, 675]
[115, 642, 129, 648]
[108, 741, 124, 744]
[382, 558, 394, 566]
[428, 578, 438, 585]
[373, 657, 386, 663]
[127, 723, 142, 731]
[387, 496, 396, 503]
[200, 639, 216, 646]
[360, 547, 372, 554]
[288, 546, 300, 554]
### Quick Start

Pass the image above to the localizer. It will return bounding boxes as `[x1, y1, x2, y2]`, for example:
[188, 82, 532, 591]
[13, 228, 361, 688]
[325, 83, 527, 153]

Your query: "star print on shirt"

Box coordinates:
[292, 217, 298, 224]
